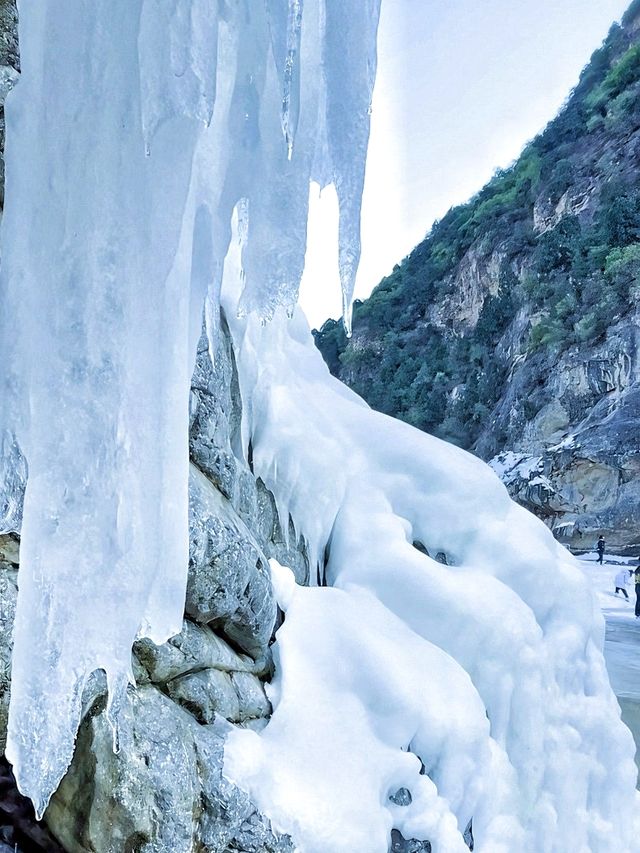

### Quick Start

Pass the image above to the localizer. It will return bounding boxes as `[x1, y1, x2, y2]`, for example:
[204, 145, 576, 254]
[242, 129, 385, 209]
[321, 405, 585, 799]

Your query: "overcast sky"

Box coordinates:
[299, 0, 631, 328]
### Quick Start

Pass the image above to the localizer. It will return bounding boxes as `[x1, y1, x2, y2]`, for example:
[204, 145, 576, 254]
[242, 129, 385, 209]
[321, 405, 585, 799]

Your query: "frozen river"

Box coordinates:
[580, 554, 640, 784]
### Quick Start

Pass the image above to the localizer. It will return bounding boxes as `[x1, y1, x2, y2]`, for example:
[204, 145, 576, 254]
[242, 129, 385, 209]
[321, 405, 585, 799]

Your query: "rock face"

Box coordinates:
[0, 0, 18, 210]
[46, 687, 291, 853]
[0, 325, 307, 853]
[0, 536, 17, 756]
[484, 310, 640, 554]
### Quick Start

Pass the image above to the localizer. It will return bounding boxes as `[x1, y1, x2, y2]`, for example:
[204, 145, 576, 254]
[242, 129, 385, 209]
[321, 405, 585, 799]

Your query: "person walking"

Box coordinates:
[614, 568, 630, 600]
[596, 535, 606, 564]
[635, 565, 640, 618]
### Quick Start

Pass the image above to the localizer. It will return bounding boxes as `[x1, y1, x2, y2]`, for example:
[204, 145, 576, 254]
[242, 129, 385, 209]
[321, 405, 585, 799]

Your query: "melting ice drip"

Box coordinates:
[0, 2, 638, 851]
[0, 0, 379, 819]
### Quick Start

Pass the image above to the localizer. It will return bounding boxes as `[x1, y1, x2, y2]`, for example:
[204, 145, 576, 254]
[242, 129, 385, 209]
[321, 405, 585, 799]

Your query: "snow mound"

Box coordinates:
[221, 239, 640, 851]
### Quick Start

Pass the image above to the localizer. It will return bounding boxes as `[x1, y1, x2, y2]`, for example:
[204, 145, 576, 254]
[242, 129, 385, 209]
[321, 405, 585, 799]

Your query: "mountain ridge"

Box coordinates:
[315, 1, 640, 553]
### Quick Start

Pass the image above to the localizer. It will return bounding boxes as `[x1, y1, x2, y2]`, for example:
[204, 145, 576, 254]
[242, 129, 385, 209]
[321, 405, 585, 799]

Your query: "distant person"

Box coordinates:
[614, 568, 631, 600]
[596, 535, 606, 564]
[635, 565, 640, 618]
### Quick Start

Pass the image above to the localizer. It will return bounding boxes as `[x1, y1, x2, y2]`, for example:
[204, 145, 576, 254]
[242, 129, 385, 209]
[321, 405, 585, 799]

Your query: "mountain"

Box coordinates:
[314, 2, 640, 555]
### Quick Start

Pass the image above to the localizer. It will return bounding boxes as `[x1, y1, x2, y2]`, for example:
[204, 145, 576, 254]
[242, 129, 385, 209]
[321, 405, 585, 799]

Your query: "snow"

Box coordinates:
[488, 450, 554, 494]
[227, 560, 492, 853]
[0, 0, 379, 818]
[489, 450, 542, 481]
[221, 232, 640, 851]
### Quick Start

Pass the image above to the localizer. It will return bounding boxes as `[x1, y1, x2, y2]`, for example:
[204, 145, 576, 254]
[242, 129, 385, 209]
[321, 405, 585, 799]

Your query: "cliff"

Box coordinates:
[315, 1, 640, 554]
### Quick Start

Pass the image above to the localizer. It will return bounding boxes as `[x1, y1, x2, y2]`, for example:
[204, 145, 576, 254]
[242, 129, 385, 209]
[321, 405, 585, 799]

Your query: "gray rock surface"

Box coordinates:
[0, 555, 16, 754]
[45, 686, 292, 853]
[188, 464, 276, 657]
[167, 668, 242, 724]
[390, 833, 431, 853]
[190, 328, 310, 585]
[486, 313, 640, 553]
[230, 671, 271, 722]
[134, 618, 263, 685]
[0, 0, 18, 210]
[389, 820, 473, 852]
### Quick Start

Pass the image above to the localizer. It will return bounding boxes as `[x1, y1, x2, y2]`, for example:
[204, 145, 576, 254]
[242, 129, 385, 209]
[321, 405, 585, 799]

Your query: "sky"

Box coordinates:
[299, 0, 631, 329]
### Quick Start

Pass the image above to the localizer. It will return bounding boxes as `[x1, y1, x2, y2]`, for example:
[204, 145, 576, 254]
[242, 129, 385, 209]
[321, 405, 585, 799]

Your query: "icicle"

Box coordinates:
[139, 0, 219, 149]
[266, 0, 304, 159]
[282, 0, 303, 158]
[322, 0, 381, 333]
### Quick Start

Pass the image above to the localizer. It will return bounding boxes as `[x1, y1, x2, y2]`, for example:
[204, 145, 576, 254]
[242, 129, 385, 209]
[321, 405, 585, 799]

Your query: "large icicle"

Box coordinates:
[0, 0, 380, 815]
[219, 233, 640, 852]
[322, 0, 380, 333]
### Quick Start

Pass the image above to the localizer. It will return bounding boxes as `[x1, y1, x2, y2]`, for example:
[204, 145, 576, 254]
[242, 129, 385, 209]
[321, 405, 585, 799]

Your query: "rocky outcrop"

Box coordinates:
[190, 324, 309, 587]
[47, 687, 291, 853]
[0, 536, 17, 756]
[0, 322, 308, 853]
[0, 0, 18, 210]
[484, 309, 640, 553]
[427, 246, 503, 333]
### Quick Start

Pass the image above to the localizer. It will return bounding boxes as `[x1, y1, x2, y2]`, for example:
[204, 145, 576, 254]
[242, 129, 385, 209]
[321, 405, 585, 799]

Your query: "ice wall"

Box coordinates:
[0, 0, 379, 817]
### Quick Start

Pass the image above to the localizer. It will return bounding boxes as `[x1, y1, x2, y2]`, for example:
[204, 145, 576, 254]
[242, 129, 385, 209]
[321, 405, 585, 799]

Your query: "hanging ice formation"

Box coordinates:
[0, 1, 638, 850]
[0, 0, 379, 818]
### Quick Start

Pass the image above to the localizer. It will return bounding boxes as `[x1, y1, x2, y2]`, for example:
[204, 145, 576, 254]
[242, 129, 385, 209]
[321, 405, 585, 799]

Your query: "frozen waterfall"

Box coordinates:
[0, 0, 378, 818]
[0, 1, 638, 851]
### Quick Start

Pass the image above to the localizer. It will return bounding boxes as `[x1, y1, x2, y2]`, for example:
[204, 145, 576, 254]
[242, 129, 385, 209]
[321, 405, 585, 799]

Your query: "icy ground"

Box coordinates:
[579, 553, 640, 783]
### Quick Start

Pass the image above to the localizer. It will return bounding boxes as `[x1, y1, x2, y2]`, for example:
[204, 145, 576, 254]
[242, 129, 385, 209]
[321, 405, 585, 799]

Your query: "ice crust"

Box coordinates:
[220, 241, 640, 851]
[0, 0, 379, 817]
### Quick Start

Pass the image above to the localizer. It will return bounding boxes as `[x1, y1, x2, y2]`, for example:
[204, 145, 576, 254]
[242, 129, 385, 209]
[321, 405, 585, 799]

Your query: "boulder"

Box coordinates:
[0, 562, 17, 753]
[134, 618, 261, 685]
[167, 668, 241, 724]
[45, 686, 292, 853]
[187, 465, 276, 657]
